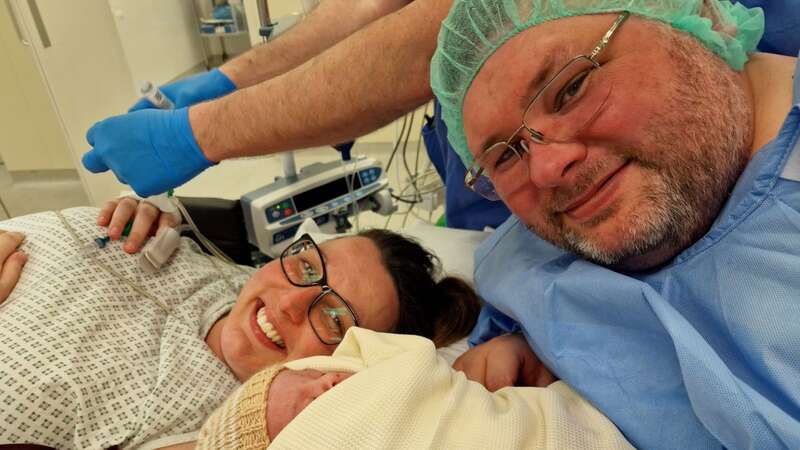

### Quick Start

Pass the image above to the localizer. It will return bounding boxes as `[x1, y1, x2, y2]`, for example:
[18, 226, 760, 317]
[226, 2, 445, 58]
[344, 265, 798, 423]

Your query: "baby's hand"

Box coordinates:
[453, 333, 556, 391]
[97, 197, 180, 254]
[0, 230, 27, 304]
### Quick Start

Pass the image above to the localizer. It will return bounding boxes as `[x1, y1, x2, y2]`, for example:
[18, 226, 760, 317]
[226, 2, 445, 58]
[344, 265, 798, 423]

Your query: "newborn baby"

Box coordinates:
[194, 364, 352, 449]
[196, 328, 633, 449]
[266, 369, 352, 438]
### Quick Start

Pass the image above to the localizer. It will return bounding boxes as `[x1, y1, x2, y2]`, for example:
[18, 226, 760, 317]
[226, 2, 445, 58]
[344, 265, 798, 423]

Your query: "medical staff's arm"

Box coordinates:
[128, 0, 412, 112]
[0, 230, 27, 304]
[220, 0, 414, 88]
[453, 333, 557, 392]
[97, 198, 181, 254]
[191, 0, 450, 161]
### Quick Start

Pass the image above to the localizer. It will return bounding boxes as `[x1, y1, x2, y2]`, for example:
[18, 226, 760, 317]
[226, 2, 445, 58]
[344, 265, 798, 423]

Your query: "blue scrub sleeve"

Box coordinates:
[468, 303, 521, 347]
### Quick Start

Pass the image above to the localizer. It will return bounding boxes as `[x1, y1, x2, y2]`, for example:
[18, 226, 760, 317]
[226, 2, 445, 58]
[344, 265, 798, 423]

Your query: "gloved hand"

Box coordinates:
[82, 108, 215, 197]
[129, 68, 236, 111]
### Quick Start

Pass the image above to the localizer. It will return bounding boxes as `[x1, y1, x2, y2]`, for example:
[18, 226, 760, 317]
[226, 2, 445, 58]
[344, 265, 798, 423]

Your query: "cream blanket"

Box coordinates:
[274, 328, 633, 449]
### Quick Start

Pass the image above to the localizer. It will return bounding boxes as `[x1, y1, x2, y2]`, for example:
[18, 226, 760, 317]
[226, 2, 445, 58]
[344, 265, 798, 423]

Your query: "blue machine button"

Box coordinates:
[267, 208, 282, 223]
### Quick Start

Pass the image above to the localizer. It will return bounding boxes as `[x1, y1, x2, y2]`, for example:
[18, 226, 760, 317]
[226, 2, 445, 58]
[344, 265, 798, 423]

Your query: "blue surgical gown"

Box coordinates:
[471, 57, 800, 449]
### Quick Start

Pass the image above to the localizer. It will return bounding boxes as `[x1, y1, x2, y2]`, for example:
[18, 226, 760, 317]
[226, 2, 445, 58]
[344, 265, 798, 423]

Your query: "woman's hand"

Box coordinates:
[97, 197, 181, 254]
[453, 333, 556, 391]
[0, 230, 27, 305]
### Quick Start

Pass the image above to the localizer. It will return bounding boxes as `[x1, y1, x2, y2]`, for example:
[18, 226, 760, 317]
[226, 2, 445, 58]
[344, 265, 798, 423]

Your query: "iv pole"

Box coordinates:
[255, 0, 298, 182]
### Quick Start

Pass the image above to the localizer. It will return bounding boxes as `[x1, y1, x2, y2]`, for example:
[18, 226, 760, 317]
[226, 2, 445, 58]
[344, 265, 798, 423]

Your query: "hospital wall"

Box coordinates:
[109, 0, 207, 91]
[0, 0, 428, 214]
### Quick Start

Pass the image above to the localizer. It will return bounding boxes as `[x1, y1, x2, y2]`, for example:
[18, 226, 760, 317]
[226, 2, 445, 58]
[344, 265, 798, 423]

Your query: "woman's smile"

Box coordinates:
[250, 300, 288, 352]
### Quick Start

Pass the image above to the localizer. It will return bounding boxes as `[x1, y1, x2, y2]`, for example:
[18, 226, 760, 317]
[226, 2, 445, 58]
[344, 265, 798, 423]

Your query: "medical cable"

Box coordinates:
[383, 113, 411, 229]
[169, 195, 250, 278]
[384, 117, 444, 228]
[393, 169, 442, 199]
[413, 103, 430, 185]
[383, 107, 446, 229]
[390, 169, 442, 203]
[384, 114, 409, 175]
[401, 111, 421, 200]
[340, 156, 361, 233]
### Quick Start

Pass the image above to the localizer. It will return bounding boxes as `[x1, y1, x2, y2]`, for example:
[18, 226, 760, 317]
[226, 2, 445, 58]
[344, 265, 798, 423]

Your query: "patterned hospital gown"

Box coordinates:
[0, 208, 253, 449]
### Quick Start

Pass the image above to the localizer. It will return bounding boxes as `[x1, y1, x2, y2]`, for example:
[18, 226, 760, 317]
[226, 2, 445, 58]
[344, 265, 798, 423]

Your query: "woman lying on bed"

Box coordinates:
[0, 198, 480, 450]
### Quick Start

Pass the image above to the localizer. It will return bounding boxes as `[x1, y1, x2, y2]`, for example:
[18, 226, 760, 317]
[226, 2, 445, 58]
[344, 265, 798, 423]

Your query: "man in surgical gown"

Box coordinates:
[431, 1, 800, 448]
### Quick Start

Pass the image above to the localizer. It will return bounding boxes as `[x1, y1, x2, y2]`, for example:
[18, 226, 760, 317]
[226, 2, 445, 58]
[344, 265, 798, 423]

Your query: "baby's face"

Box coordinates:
[266, 369, 352, 439]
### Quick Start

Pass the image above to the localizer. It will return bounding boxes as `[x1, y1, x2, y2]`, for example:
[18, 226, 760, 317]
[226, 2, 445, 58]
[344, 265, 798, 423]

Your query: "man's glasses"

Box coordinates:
[465, 12, 630, 201]
[280, 233, 359, 345]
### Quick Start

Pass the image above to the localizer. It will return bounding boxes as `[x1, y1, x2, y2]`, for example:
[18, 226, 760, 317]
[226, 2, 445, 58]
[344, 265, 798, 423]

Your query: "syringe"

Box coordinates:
[139, 81, 175, 110]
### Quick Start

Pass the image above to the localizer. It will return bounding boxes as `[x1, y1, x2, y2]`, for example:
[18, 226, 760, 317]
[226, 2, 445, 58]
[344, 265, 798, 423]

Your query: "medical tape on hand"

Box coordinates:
[119, 190, 179, 215]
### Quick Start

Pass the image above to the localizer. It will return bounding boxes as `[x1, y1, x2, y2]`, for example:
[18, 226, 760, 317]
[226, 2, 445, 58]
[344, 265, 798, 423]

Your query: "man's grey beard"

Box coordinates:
[527, 26, 753, 270]
[555, 169, 702, 267]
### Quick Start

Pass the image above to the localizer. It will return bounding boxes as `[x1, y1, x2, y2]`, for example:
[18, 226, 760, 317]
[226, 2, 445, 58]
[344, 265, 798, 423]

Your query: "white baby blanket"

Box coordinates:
[275, 328, 633, 449]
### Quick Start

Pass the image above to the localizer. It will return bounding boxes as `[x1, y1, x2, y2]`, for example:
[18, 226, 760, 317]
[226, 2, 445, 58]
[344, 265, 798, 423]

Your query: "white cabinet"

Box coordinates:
[0, 0, 73, 171]
[1, 0, 134, 205]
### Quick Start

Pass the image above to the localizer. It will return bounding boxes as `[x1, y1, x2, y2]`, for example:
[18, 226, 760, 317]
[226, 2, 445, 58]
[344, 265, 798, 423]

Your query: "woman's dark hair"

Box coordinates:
[357, 229, 482, 347]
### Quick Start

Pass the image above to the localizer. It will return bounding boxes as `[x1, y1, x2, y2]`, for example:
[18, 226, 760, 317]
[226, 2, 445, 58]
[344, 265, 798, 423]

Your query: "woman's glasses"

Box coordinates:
[280, 234, 359, 345]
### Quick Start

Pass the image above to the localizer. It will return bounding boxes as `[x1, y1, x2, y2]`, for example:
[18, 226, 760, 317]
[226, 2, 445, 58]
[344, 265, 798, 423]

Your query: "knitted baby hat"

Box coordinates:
[196, 364, 284, 450]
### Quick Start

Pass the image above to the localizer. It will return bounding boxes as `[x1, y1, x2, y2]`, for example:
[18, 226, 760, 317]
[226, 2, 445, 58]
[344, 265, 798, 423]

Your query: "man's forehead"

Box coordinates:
[463, 13, 626, 147]
[479, 13, 619, 84]
[462, 21, 579, 152]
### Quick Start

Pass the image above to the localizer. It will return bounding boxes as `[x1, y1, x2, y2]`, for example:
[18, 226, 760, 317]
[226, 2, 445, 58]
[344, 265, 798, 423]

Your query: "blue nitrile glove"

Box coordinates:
[129, 68, 236, 112]
[82, 108, 215, 196]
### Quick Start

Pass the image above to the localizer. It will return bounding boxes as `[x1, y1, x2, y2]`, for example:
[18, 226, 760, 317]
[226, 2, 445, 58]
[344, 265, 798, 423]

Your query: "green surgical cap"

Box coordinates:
[430, 0, 765, 168]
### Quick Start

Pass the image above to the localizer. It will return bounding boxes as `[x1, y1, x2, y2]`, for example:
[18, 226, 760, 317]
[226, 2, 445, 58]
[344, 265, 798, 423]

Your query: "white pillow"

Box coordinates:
[401, 221, 491, 283]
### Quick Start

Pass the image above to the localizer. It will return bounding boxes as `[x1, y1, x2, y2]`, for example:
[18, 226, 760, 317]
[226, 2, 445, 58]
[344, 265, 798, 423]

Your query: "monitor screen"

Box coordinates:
[293, 174, 362, 212]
